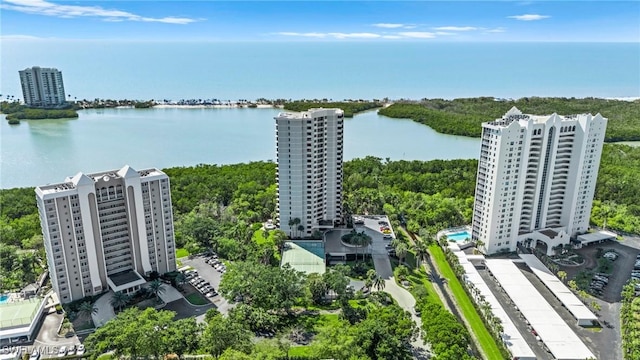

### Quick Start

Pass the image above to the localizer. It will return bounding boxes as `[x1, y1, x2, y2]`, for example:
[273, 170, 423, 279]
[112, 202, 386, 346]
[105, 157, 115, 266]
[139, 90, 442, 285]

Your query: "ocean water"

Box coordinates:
[1, 42, 638, 101]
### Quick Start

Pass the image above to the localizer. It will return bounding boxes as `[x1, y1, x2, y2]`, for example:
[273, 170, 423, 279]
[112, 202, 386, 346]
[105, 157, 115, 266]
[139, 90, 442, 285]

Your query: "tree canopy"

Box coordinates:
[379, 97, 640, 142]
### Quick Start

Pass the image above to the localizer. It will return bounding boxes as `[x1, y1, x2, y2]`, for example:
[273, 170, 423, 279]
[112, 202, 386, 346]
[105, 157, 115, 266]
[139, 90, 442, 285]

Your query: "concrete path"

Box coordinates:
[372, 253, 432, 359]
[92, 291, 115, 327]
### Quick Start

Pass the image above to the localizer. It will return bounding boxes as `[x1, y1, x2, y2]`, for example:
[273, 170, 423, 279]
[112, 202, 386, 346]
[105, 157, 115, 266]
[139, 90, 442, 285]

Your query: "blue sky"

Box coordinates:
[1, 1, 639, 42]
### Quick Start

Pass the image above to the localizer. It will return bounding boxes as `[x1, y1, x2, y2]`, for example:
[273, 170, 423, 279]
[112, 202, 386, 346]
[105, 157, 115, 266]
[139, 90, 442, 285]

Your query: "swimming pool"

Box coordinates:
[446, 231, 472, 243]
[0, 294, 9, 304]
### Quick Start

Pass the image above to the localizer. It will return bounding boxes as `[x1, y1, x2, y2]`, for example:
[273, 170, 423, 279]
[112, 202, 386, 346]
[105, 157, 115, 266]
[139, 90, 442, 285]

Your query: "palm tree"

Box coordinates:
[148, 279, 166, 303]
[395, 243, 408, 265]
[438, 235, 449, 248]
[297, 224, 305, 238]
[175, 272, 187, 290]
[110, 291, 130, 312]
[293, 218, 301, 237]
[412, 240, 428, 269]
[288, 219, 295, 237]
[77, 301, 98, 325]
[360, 232, 372, 261]
[372, 274, 385, 291]
[272, 230, 287, 252]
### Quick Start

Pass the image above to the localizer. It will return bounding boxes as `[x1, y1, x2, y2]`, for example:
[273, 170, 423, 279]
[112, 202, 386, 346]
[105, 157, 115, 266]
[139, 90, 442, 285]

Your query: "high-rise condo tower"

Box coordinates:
[472, 107, 607, 255]
[19, 66, 67, 108]
[35, 166, 176, 303]
[275, 108, 344, 237]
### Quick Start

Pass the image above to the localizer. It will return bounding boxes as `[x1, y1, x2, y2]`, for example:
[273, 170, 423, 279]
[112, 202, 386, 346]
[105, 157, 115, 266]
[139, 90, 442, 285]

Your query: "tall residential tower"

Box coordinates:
[36, 166, 176, 303]
[275, 108, 344, 237]
[19, 66, 66, 107]
[472, 107, 607, 255]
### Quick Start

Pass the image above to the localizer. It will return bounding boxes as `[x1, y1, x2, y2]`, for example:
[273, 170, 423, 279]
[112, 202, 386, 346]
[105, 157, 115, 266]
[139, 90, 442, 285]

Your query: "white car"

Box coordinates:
[76, 344, 85, 356]
[29, 350, 40, 360]
[57, 346, 67, 357]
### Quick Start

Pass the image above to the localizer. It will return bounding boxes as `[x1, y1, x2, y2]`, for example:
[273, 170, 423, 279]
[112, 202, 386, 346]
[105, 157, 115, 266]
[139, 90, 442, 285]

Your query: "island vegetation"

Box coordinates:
[620, 280, 640, 360]
[0, 101, 78, 121]
[283, 100, 382, 117]
[378, 97, 640, 142]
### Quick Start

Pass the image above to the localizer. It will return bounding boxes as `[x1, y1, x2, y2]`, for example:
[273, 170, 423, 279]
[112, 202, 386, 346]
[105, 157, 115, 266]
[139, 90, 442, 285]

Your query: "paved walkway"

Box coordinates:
[92, 291, 115, 327]
[372, 253, 432, 359]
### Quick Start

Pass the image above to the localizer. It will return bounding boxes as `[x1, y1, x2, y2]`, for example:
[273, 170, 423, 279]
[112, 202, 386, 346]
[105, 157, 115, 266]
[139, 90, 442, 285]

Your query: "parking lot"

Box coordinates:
[180, 254, 233, 315]
[567, 241, 640, 302]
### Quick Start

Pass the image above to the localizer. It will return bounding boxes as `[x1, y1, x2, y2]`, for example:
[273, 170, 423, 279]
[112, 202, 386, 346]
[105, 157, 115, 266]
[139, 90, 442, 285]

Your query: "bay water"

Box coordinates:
[0, 108, 480, 188]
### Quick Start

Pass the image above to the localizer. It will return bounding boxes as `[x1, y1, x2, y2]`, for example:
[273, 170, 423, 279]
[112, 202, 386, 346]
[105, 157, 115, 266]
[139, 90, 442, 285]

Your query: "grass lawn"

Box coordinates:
[303, 302, 341, 311]
[185, 292, 208, 305]
[289, 345, 314, 357]
[295, 313, 342, 333]
[429, 244, 503, 360]
[406, 268, 443, 306]
[175, 248, 189, 258]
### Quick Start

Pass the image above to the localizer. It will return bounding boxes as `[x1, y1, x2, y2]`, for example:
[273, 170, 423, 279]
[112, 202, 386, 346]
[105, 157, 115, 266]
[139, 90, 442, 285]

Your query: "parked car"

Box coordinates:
[57, 346, 67, 357]
[603, 252, 618, 261]
[67, 345, 76, 355]
[76, 344, 85, 356]
[29, 350, 40, 360]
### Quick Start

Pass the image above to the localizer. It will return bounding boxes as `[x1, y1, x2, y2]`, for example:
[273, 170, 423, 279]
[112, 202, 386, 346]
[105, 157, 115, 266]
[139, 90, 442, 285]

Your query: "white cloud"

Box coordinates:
[328, 32, 381, 39]
[435, 31, 456, 36]
[275, 32, 380, 39]
[373, 23, 405, 29]
[485, 27, 506, 33]
[275, 32, 328, 38]
[382, 35, 403, 39]
[0, 34, 44, 40]
[508, 14, 550, 21]
[433, 26, 477, 31]
[398, 32, 436, 39]
[0, 0, 200, 24]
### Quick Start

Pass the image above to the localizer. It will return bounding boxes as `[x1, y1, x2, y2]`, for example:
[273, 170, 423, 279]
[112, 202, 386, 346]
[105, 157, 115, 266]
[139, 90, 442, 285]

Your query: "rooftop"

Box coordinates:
[109, 270, 145, 287]
[519, 254, 597, 323]
[37, 165, 167, 195]
[0, 297, 42, 330]
[275, 108, 344, 120]
[576, 230, 617, 244]
[281, 241, 326, 275]
[486, 259, 595, 360]
[539, 228, 559, 239]
[487, 106, 600, 127]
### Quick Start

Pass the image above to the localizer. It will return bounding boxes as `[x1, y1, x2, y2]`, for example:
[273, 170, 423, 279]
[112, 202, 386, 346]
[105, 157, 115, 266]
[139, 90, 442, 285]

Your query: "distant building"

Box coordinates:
[19, 66, 66, 107]
[472, 107, 607, 255]
[275, 108, 344, 237]
[35, 166, 176, 304]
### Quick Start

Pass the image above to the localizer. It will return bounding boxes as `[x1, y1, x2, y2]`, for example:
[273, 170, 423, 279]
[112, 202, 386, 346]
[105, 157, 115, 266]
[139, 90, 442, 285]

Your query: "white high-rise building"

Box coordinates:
[19, 66, 67, 107]
[472, 107, 607, 255]
[275, 108, 344, 237]
[35, 166, 176, 304]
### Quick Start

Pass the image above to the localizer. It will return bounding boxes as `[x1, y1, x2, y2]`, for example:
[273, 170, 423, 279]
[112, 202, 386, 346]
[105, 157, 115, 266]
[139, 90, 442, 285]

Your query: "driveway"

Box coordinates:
[32, 310, 80, 358]
[92, 291, 115, 327]
[372, 252, 432, 358]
